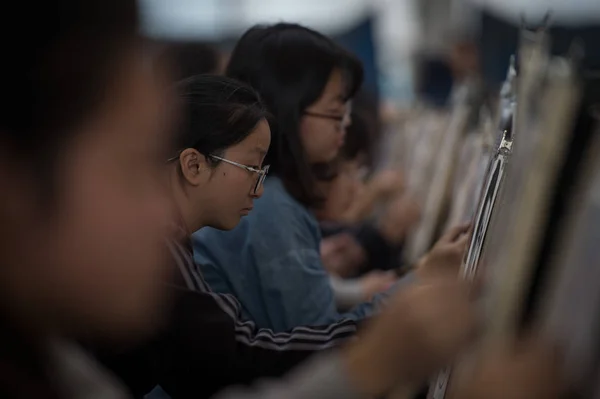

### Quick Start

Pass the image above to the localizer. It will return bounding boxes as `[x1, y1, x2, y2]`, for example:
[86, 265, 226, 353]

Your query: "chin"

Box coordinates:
[325, 149, 341, 162]
[212, 218, 241, 232]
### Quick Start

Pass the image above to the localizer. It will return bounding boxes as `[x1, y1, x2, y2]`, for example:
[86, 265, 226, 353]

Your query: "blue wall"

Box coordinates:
[335, 16, 380, 98]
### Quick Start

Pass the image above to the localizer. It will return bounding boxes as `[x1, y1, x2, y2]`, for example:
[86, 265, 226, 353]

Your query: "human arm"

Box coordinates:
[243, 199, 383, 330]
[97, 284, 358, 399]
[330, 271, 397, 310]
[213, 276, 477, 399]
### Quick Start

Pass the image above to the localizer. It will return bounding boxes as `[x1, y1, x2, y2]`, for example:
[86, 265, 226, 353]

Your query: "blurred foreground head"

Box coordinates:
[158, 41, 222, 81]
[0, 0, 173, 340]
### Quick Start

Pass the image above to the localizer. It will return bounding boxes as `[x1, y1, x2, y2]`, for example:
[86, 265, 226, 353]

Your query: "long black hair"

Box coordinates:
[226, 23, 364, 206]
[172, 74, 270, 165]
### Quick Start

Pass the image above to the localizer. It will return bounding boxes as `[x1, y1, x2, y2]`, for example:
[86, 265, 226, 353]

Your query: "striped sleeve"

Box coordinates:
[167, 237, 358, 351]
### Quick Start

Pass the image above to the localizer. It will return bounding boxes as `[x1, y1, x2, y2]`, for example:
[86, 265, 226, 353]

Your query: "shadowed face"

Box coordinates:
[0, 48, 175, 340]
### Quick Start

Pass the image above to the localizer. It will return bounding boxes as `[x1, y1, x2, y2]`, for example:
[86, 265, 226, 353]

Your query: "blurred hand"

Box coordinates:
[360, 270, 397, 301]
[320, 233, 366, 278]
[369, 170, 405, 199]
[417, 224, 470, 281]
[378, 195, 422, 244]
[343, 277, 476, 397]
[449, 337, 564, 399]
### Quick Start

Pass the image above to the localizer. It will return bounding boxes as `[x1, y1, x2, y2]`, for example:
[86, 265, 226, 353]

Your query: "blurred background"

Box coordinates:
[141, 0, 600, 111]
[141, 0, 600, 263]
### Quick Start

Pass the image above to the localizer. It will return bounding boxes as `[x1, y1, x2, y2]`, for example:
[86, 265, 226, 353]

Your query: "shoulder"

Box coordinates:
[194, 177, 321, 253]
[252, 177, 318, 230]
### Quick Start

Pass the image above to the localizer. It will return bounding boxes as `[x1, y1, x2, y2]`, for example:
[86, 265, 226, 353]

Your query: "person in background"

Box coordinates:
[314, 113, 420, 309]
[318, 112, 421, 279]
[194, 23, 467, 332]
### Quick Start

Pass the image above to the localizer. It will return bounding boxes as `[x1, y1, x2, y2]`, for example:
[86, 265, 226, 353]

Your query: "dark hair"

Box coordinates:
[159, 41, 221, 81]
[226, 23, 364, 206]
[1, 0, 139, 196]
[173, 74, 269, 164]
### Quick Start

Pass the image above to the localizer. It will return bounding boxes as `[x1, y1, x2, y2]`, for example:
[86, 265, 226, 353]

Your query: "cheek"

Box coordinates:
[300, 120, 340, 162]
[49, 163, 172, 336]
[210, 174, 248, 222]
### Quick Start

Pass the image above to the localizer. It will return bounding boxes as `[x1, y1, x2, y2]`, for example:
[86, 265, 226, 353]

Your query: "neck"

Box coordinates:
[168, 171, 208, 235]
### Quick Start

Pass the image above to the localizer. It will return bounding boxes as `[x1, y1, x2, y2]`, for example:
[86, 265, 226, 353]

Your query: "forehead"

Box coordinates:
[225, 118, 271, 156]
[315, 68, 348, 107]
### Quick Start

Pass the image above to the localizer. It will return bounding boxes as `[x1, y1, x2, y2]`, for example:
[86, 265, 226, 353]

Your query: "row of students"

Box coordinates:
[0, 1, 562, 398]
[192, 23, 445, 332]
[94, 71, 458, 399]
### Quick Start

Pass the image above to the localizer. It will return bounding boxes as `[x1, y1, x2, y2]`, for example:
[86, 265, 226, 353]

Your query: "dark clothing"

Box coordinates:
[96, 225, 358, 399]
[0, 329, 61, 399]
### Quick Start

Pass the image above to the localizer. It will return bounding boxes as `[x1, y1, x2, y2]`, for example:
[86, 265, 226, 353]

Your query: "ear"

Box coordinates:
[178, 148, 210, 186]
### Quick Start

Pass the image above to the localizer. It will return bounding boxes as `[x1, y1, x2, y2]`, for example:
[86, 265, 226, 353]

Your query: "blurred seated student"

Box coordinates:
[95, 74, 473, 399]
[0, 2, 565, 398]
[316, 112, 421, 281]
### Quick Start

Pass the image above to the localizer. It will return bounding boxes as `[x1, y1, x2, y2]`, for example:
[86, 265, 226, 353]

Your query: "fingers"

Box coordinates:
[446, 232, 469, 250]
[362, 271, 398, 298]
[321, 233, 356, 256]
[439, 223, 471, 245]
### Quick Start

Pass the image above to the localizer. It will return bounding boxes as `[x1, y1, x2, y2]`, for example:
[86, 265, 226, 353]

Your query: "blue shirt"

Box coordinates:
[193, 177, 380, 332]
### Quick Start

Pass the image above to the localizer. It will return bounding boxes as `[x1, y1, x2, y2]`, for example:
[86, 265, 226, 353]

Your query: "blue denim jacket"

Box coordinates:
[193, 177, 380, 332]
